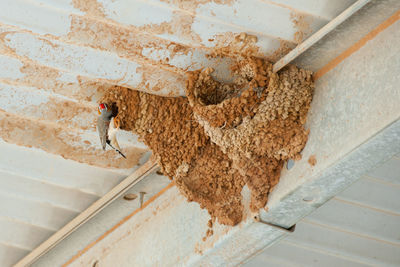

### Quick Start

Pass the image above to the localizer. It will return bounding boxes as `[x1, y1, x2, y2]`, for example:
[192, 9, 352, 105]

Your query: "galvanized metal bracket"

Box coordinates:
[254, 215, 296, 234]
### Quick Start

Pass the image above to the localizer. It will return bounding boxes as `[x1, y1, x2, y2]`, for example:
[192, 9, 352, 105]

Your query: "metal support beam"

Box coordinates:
[273, 0, 371, 72]
[16, 159, 158, 267]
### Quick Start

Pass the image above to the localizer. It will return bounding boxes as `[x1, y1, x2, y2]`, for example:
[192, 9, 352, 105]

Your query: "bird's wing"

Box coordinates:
[108, 118, 121, 151]
[97, 117, 110, 150]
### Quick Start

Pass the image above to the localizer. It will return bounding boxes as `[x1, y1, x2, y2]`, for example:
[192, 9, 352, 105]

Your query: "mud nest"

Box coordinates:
[101, 57, 314, 226]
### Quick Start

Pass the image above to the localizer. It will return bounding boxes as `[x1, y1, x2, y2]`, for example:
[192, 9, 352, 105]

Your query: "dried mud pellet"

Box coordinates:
[100, 56, 313, 226]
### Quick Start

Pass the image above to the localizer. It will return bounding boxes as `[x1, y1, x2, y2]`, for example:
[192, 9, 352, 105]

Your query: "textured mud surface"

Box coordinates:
[101, 57, 314, 225]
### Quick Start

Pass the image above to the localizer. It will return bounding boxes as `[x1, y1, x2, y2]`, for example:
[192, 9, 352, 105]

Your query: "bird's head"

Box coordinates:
[98, 103, 108, 115]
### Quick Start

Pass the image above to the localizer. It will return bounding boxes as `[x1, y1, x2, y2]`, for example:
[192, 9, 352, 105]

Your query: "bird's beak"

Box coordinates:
[98, 109, 101, 115]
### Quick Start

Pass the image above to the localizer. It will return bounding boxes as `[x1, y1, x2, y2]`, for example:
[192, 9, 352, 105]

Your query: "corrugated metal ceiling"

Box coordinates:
[244, 154, 400, 267]
[0, 0, 358, 265]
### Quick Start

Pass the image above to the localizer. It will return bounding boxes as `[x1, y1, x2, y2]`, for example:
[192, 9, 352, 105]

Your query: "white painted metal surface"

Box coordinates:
[273, 0, 371, 72]
[0, 140, 134, 266]
[31, 10, 400, 267]
[244, 155, 400, 266]
[0, 0, 360, 266]
[8, 0, 400, 266]
[294, 0, 400, 71]
[32, 168, 173, 266]
[0, 0, 355, 96]
[15, 159, 158, 267]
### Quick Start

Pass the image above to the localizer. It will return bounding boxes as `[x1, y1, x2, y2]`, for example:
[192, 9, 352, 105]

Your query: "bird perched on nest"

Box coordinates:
[97, 103, 126, 158]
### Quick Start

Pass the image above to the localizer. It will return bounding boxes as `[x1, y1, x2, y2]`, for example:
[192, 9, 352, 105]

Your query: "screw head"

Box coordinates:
[123, 193, 137, 201]
[302, 196, 314, 202]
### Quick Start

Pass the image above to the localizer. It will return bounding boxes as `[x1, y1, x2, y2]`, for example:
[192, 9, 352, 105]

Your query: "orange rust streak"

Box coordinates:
[314, 10, 400, 81]
[63, 10, 400, 267]
[63, 182, 175, 267]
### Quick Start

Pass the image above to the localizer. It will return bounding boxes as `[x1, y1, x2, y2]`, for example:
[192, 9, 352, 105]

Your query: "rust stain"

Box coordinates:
[314, 10, 400, 80]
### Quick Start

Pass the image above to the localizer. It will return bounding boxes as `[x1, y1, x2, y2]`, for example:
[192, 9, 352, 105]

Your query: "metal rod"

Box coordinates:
[139, 192, 146, 208]
[273, 0, 371, 73]
[15, 159, 158, 267]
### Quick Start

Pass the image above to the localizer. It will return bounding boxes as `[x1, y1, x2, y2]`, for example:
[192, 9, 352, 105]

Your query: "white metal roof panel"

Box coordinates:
[265, 0, 357, 20]
[29, 6, 400, 266]
[244, 156, 400, 266]
[0, 0, 369, 265]
[0, 140, 141, 265]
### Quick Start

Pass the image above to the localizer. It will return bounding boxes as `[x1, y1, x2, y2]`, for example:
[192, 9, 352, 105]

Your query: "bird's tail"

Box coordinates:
[106, 140, 127, 159]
